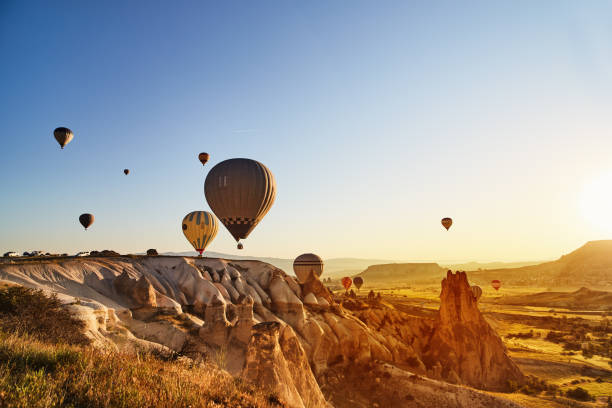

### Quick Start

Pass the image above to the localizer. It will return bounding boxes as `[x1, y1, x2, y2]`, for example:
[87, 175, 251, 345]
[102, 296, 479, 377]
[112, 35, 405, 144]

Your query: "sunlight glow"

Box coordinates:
[580, 171, 612, 235]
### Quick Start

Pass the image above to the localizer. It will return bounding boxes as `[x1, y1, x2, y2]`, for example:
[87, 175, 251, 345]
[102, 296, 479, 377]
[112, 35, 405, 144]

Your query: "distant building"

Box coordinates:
[3, 251, 19, 257]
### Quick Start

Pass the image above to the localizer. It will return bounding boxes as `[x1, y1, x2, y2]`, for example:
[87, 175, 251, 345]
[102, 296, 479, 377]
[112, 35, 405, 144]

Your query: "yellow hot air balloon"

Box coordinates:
[205, 158, 276, 247]
[182, 211, 218, 256]
[441, 217, 453, 230]
[293, 253, 324, 284]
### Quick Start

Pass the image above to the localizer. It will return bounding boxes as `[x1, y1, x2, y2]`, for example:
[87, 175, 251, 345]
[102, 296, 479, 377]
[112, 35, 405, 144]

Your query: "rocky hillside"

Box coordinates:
[495, 287, 612, 310]
[468, 240, 612, 290]
[355, 262, 446, 284]
[0, 256, 524, 408]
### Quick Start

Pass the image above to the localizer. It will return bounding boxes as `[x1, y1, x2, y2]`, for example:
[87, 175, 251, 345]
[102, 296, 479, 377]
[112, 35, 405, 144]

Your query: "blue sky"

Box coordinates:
[1, 1, 611, 261]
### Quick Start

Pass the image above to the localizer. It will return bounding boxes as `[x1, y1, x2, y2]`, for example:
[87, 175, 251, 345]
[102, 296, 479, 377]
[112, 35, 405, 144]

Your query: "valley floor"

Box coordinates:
[367, 285, 612, 407]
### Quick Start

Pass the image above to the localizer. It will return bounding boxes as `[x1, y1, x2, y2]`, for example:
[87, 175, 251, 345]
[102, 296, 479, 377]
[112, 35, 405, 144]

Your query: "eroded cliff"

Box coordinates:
[0, 256, 524, 408]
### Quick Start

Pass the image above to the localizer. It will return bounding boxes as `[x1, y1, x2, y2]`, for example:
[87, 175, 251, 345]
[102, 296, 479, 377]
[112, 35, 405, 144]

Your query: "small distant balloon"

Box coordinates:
[441, 217, 453, 231]
[123, 169, 129, 175]
[79, 213, 94, 230]
[491, 280, 501, 291]
[341, 277, 352, 292]
[471, 285, 482, 301]
[353, 276, 364, 290]
[237, 242, 244, 250]
[198, 152, 210, 166]
[54, 127, 74, 149]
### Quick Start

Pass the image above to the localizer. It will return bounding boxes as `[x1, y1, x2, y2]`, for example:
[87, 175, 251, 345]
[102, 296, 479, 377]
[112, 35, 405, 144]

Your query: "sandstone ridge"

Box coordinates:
[0, 257, 524, 408]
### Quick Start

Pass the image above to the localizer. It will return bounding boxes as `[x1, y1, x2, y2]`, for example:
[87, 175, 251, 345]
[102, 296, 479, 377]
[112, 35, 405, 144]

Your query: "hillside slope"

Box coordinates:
[468, 240, 612, 290]
[495, 287, 612, 310]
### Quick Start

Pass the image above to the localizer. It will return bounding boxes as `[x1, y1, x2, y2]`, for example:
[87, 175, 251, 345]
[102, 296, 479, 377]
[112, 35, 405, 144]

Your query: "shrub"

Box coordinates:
[566, 387, 593, 401]
[405, 356, 420, 368]
[506, 380, 519, 392]
[0, 287, 89, 345]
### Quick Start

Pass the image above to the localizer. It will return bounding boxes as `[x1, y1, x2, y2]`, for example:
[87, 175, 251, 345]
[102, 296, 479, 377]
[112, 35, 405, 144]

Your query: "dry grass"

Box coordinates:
[0, 333, 284, 408]
[0, 286, 90, 346]
[0, 286, 284, 408]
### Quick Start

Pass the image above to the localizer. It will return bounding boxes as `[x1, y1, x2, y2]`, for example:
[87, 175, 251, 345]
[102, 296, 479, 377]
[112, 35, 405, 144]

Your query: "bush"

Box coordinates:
[146, 249, 158, 256]
[0, 287, 89, 345]
[566, 387, 593, 401]
[405, 356, 420, 368]
[506, 380, 519, 392]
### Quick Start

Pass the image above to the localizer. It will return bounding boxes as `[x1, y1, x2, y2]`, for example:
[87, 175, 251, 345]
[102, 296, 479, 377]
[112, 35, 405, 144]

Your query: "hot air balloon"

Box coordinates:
[353, 276, 364, 291]
[123, 169, 129, 175]
[204, 158, 276, 248]
[79, 213, 94, 230]
[182, 211, 218, 257]
[293, 253, 324, 284]
[491, 280, 501, 291]
[54, 127, 73, 149]
[198, 153, 210, 166]
[237, 243, 243, 250]
[471, 285, 482, 301]
[341, 277, 352, 292]
[441, 217, 453, 230]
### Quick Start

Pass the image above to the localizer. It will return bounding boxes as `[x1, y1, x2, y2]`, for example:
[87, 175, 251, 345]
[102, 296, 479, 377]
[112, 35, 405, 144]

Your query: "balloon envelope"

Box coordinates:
[341, 277, 352, 291]
[205, 158, 276, 242]
[182, 211, 218, 255]
[441, 217, 453, 230]
[353, 276, 364, 290]
[54, 127, 74, 149]
[79, 213, 94, 230]
[293, 253, 324, 284]
[198, 153, 210, 166]
[491, 280, 501, 291]
[123, 169, 129, 175]
[237, 243, 243, 250]
[471, 285, 482, 301]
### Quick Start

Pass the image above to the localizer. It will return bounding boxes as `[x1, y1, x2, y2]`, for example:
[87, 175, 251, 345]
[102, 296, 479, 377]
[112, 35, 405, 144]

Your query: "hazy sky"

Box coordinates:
[1, 1, 611, 261]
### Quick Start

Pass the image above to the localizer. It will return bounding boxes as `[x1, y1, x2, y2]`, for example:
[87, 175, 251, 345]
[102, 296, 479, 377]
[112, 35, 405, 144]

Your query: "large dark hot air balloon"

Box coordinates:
[441, 217, 453, 230]
[182, 211, 218, 256]
[491, 280, 501, 291]
[205, 158, 276, 248]
[123, 169, 129, 175]
[353, 276, 364, 291]
[341, 277, 352, 292]
[471, 285, 482, 301]
[54, 127, 73, 149]
[198, 153, 210, 166]
[79, 213, 94, 230]
[293, 253, 324, 284]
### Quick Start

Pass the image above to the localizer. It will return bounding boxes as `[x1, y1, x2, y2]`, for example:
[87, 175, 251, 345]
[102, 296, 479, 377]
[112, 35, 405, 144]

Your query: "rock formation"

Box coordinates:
[242, 322, 328, 408]
[422, 271, 524, 390]
[0, 256, 526, 407]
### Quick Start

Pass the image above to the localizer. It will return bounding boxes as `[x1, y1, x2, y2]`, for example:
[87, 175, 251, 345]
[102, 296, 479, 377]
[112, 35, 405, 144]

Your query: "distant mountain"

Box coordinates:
[355, 263, 446, 284]
[161, 251, 393, 278]
[441, 261, 542, 271]
[467, 240, 612, 290]
[495, 287, 612, 311]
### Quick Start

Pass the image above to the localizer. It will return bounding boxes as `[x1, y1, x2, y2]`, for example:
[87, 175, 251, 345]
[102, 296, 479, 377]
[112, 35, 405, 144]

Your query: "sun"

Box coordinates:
[580, 171, 612, 234]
